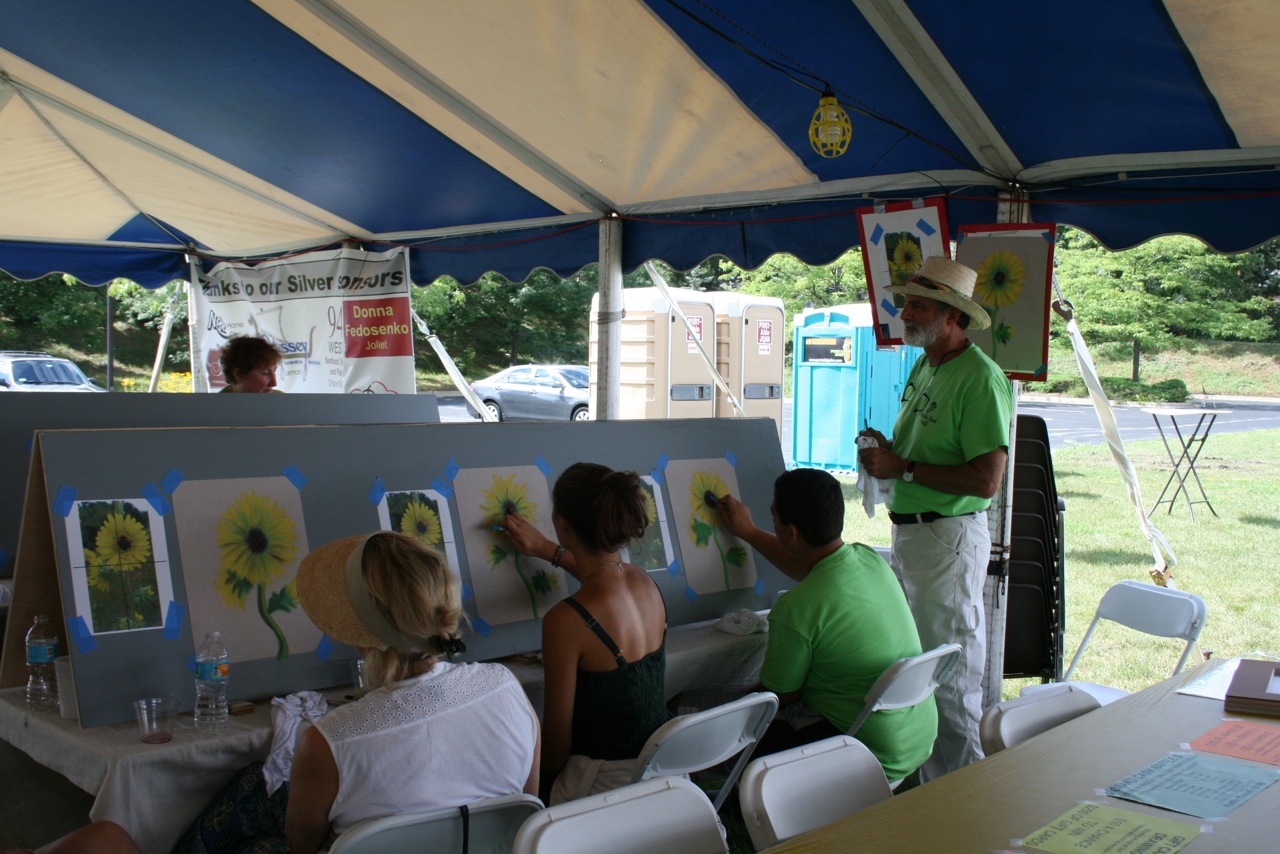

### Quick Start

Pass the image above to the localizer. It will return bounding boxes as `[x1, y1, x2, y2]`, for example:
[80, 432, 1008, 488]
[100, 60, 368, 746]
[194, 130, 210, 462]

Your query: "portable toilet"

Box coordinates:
[791, 303, 921, 472]
[708, 291, 785, 437]
[589, 287, 717, 420]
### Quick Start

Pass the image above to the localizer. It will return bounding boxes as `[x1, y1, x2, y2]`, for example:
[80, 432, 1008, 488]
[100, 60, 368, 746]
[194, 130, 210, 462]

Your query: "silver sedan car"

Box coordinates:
[468, 365, 591, 422]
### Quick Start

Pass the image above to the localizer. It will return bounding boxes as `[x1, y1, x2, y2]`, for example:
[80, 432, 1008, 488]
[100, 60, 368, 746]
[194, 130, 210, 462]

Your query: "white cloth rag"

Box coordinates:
[262, 690, 329, 794]
[714, 608, 769, 635]
[856, 434, 894, 518]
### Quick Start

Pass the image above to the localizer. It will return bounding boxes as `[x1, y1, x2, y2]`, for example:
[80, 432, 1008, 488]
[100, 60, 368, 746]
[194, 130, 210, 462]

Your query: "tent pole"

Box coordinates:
[596, 214, 623, 421]
[105, 293, 114, 390]
[185, 255, 208, 393]
[148, 285, 182, 392]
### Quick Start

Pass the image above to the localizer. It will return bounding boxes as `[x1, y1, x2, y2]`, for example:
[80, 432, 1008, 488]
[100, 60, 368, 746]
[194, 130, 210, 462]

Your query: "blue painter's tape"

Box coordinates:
[141, 483, 172, 516]
[667, 559, 681, 578]
[535, 455, 552, 476]
[283, 466, 308, 489]
[461, 583, 474, 603]
[315, 635, 334, 661]
[163, 601, 186, 640]
[186, 654, 198, 675]
[1041, 230, 1055, 243]
[656, 453, 669, 472]
[916, 218, 936, 236]
[471, 617, 492, 638]
[444, 458, 460, 481]
[53, 485, 78, 517]
[683, 586, 698, 602]
[368, 477, 386, 506]
[649, 467, 666, 485]
[24, 438, 33, 454]
[755, 578, 766, 596]
[0, 549, 9, 567]
[725, 450, 737, 467]
[161, 469, 184, 494]
[69, 616, 97, 653]
[431, 477, 454, 499]
[870, 223, 884, 245]
[1034, 364, 1048, 379]
[879, 297, 899, 318]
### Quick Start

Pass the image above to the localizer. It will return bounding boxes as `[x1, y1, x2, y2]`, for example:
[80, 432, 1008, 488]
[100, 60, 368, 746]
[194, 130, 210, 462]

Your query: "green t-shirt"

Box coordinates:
[889, 344, 1012, 515]
[760, 544, 938, 780]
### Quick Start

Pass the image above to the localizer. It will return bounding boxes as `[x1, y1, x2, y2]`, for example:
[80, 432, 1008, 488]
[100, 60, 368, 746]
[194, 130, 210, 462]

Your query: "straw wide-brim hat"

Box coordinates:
[885, 256, 991, 331]
[296, 533, 387, 650]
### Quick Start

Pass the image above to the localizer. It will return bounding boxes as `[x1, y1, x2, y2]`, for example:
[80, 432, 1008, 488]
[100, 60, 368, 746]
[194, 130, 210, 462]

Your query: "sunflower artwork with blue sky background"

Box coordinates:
[214, 491, 300, 658]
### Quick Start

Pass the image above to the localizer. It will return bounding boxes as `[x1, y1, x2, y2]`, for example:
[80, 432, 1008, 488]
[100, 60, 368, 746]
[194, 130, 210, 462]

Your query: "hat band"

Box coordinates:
[344, 536, 425, 653]
[908, 274, 959, 295]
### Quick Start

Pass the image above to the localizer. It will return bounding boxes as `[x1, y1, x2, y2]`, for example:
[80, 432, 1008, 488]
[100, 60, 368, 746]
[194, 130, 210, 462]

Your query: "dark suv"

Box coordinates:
[0, 352, 106, 392]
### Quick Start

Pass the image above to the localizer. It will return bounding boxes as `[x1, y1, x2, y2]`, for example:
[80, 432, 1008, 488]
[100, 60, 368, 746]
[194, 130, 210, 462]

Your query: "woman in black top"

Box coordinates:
[503, 462, 670, 803]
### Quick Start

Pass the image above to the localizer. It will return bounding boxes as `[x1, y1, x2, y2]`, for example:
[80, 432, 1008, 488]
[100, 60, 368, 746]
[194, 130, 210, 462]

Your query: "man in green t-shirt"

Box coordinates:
[858, 256, 1013, 780]
[715, 468, 937, 782]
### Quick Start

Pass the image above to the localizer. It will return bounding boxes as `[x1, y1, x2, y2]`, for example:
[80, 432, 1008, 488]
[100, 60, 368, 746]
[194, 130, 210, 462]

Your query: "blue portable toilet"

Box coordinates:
[791, 304, 921, 473]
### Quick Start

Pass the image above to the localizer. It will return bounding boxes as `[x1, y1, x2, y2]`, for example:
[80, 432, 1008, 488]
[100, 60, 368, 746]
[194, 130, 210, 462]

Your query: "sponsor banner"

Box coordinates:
[192, 248, 415, 394]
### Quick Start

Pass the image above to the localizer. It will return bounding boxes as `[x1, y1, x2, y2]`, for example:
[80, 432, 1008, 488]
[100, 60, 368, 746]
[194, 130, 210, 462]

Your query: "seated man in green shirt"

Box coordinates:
[715, 467, 937, 782]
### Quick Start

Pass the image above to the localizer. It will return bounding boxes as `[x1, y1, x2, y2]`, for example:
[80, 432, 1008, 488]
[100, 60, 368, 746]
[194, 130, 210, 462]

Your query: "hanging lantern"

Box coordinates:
[809, 89, 851, 158]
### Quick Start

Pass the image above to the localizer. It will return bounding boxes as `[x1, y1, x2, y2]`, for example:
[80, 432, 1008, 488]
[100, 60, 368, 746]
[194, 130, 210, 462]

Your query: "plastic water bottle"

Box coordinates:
[194, 631, 230, 732]
[25, 614, 59, 712]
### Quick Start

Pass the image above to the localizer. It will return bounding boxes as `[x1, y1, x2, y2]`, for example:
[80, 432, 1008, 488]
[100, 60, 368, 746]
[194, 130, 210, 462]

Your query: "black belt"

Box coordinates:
[888, 511, 979, 525]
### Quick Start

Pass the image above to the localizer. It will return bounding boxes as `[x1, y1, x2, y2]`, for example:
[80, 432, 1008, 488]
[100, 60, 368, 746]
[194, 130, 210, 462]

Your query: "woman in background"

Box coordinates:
[503, 462, 669, 803]
[218, 335, 282, 393]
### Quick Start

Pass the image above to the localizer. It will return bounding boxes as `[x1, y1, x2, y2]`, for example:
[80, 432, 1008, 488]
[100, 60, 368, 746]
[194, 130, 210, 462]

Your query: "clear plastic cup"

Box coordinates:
[134, 696, 180, 744]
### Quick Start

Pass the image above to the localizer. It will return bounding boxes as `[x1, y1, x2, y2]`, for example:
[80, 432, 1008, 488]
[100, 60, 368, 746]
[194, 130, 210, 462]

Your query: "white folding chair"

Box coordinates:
[738, 735, 892, 850]
[847, 643, 961, 739]
[844, 643, 959, 788]
[1022, 580, 1207, 705]
[328, 793, 543, 854]
[979, 683, 1101, 755]
[631, 691, 778, 812]
[512, 777, 727, 854]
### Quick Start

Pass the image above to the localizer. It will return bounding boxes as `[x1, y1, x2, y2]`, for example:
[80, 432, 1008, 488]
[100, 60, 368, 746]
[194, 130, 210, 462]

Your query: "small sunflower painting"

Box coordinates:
[172, 477, 319, 661]
[665, 458, 756, 594]
[452, 466, 566, 626]
[66, 499, 172, 634]
[377, 489, 461, 581]
[957, 225, 1055, 381]
[856, 198, 950, 346]
[885, 232, 924, 288]
[622, 476, 675, 573]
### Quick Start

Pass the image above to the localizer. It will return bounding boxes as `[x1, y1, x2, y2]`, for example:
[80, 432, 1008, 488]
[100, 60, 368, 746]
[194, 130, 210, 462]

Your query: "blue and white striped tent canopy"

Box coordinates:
[3, 0, 1280, 287]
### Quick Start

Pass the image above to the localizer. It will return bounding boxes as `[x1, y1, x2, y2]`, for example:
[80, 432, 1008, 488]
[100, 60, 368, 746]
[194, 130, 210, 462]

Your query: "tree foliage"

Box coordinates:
[0, 272, 105, 334]
[1054, 229, 1277, 346]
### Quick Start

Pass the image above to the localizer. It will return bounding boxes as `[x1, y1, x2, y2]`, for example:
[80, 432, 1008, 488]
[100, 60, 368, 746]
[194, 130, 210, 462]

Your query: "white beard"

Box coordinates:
[902, 310, 945, 348]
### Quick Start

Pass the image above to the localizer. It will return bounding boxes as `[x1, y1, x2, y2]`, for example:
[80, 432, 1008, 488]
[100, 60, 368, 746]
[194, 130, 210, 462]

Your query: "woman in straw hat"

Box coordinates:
[501, 462, 670, 804]
[12, 533, 540, 854]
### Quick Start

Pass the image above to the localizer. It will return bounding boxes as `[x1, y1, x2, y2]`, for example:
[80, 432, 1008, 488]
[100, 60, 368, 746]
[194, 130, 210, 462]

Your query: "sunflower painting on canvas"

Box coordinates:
[172, 477, 319, 661]
[665, 458, 756, 594]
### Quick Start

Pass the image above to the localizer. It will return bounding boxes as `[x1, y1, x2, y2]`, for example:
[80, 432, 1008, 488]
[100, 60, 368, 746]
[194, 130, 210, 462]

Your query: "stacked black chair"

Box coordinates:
[1003, 414, 1066, 682]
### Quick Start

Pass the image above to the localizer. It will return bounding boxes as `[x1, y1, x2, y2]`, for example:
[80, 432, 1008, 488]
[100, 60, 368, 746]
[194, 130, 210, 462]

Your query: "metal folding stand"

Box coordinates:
[1143, 408, 1230, 520]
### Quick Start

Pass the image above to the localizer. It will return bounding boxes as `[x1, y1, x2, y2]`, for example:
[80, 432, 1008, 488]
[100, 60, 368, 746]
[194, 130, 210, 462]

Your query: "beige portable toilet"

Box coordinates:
[708, 292, 785, 437]
[589, 288, 717, 420]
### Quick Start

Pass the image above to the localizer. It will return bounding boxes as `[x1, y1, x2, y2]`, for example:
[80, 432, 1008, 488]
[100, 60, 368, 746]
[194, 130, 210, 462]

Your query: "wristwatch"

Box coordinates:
[902, 461, 917, 483]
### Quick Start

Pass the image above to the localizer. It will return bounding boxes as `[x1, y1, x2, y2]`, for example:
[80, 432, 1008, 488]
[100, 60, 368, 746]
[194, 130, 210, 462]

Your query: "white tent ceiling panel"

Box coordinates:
[1166, 0, 1280, 149]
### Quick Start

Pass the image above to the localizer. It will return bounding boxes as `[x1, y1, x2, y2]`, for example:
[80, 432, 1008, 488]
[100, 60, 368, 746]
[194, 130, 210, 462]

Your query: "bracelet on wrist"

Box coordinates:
[550, 544, 566, 568]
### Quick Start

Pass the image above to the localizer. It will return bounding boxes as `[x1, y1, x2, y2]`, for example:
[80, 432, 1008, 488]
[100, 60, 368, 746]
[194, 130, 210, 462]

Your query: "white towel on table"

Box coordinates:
[262, 690, 329, 794]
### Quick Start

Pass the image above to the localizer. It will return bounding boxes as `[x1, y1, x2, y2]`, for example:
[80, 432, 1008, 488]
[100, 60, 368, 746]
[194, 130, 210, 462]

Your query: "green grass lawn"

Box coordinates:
[838, 429, 1280, 698]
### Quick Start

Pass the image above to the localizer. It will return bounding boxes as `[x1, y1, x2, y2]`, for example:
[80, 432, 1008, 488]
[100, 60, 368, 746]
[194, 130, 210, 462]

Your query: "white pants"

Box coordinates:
[891, 512, 989, 780]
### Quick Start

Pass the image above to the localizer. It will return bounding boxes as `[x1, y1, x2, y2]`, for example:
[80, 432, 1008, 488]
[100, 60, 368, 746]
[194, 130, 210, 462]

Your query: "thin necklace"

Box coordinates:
[580, 558, 623, 582]
[914, 341, 969, 399]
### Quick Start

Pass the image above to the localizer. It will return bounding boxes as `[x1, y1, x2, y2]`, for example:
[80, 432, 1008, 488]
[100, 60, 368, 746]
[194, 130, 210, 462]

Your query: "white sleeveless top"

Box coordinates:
[315, 661, 537, 834]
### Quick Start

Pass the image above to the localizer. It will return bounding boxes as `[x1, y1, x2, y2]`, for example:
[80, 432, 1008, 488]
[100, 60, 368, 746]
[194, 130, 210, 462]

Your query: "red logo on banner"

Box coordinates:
[757, 320, 773, 345]
[686, 315, 704, 342]
[344, 297, 413, 358]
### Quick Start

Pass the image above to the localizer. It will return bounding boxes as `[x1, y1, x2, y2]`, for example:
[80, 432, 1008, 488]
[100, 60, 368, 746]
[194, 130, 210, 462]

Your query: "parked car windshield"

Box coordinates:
[12, 359, 91, 386]
[560, 367, 588, 389]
